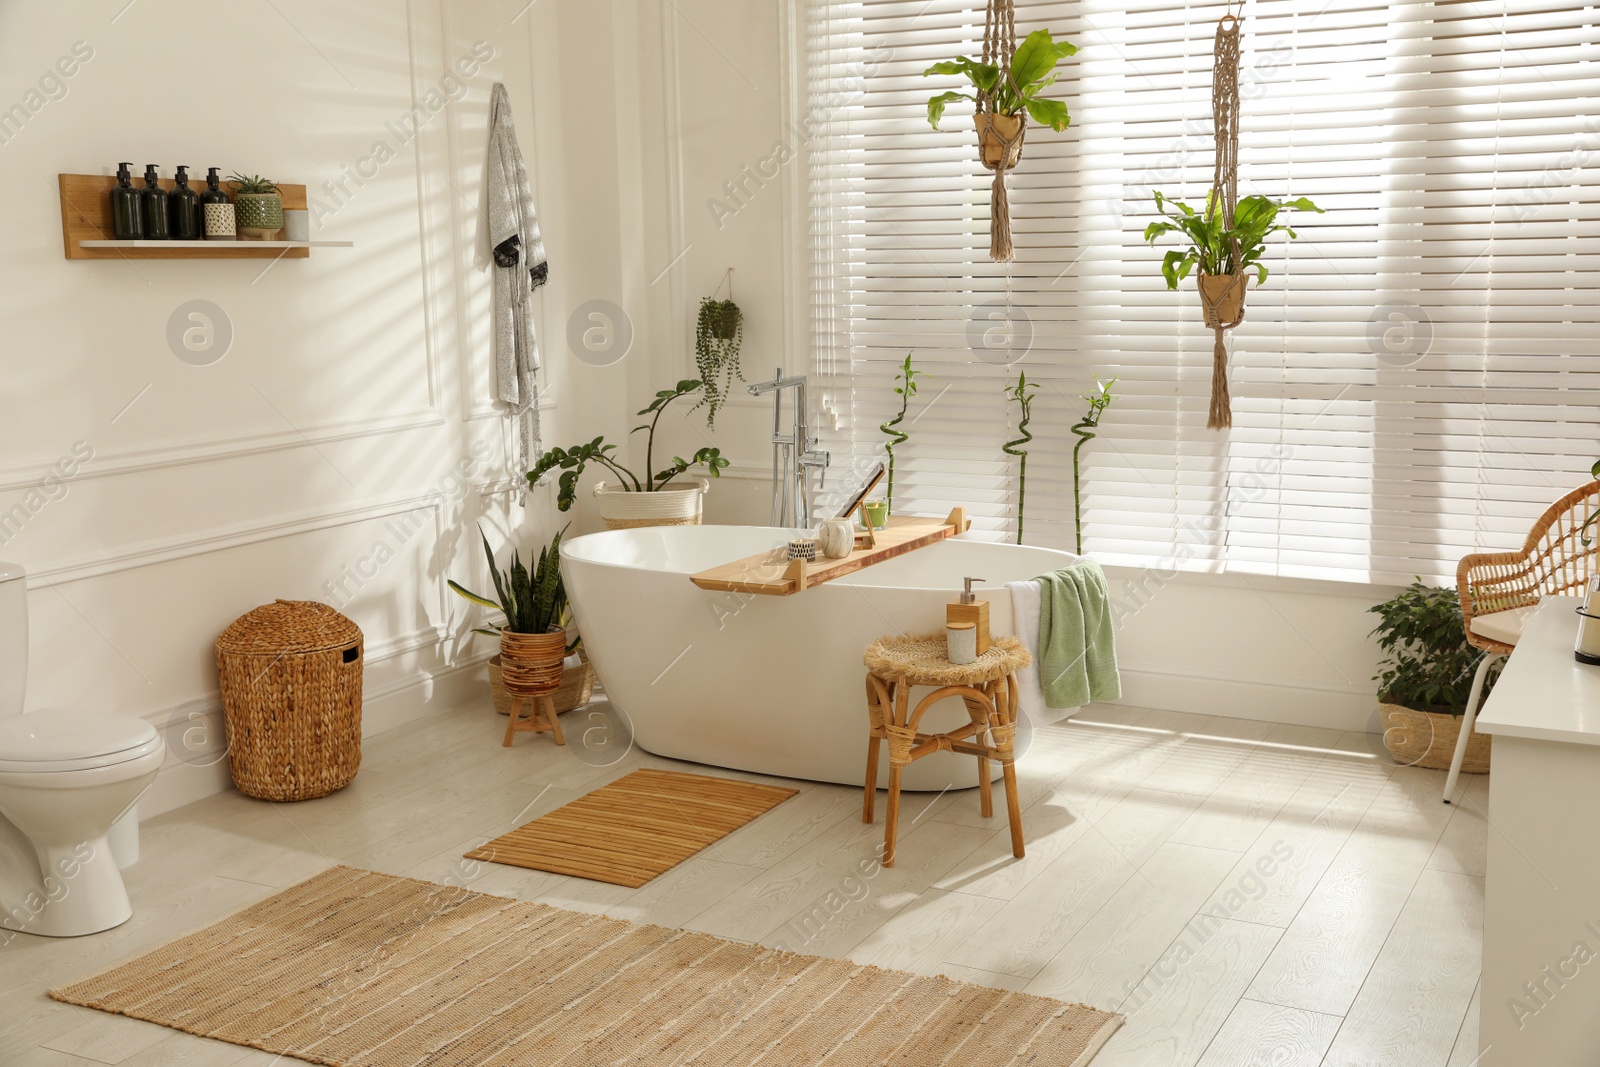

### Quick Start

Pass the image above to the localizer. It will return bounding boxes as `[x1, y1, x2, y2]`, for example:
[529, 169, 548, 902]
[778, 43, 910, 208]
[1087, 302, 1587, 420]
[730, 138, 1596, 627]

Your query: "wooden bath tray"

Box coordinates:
[690, 509, 969, 596]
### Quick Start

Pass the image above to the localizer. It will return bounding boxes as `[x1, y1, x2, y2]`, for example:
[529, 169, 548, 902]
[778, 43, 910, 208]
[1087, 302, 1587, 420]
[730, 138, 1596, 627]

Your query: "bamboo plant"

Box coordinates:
[1003, 370, 1041, 545]
[879, 353, 924, 514]
[1070, 378, 1116, 555]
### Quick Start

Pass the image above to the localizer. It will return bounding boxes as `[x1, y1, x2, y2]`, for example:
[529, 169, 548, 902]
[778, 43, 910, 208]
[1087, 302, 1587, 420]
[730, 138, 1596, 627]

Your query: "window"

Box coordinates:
[804, 0, 1600, 584]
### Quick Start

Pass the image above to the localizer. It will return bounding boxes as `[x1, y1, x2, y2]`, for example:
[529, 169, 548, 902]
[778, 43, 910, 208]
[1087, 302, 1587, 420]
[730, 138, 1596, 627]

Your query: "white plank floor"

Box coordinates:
[0, 697, 1488, 1066]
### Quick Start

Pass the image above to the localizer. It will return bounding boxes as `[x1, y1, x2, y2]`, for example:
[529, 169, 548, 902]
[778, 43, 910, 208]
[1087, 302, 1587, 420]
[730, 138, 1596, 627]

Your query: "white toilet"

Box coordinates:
[0, 562, 164, 937]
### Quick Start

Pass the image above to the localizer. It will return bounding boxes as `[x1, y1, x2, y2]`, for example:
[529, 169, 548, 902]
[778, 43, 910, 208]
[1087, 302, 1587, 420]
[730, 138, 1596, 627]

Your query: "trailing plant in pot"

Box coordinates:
[878, 353, 925, 515]
[451, 528, 572, 744]
[1369, 580, 1501, 772]
[924, 27, 1078, 261]
[694, 278, 744, 427]
[228, 173, 283, 240]
[529, 379, 730, 529]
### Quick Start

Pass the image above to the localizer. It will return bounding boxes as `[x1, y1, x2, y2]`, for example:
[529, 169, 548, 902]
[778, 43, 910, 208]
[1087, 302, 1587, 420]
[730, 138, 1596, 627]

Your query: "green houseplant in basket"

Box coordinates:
[1369, 580, 1500, 772]
[451, 528, 575, 741]
[228, 173, 284, 240]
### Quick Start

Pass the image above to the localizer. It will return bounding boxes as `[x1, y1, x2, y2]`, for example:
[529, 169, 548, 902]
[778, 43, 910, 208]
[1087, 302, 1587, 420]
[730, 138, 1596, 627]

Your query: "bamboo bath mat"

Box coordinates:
[51, 866, 1122, 1067]
[465, 768, 798, 888]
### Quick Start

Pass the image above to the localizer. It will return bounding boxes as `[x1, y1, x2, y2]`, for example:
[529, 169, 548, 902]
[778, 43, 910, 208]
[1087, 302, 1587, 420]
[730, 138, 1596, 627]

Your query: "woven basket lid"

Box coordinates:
[216, 599, 362, 656]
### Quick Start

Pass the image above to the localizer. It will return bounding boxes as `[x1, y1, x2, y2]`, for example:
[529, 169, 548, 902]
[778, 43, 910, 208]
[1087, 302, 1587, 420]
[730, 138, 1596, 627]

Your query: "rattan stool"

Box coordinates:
[862, 632, 1032, 867]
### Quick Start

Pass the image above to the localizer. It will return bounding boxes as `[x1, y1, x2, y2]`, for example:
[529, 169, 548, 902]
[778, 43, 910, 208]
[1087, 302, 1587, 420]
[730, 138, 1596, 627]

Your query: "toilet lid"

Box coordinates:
[0, 710, 159, 763]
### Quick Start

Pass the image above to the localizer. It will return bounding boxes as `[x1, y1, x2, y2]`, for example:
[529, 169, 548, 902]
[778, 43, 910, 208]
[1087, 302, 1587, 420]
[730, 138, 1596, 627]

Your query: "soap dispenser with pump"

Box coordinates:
[139, 165, 170, 240]
[168, 165, 202, 240]
[947, 577, 991, 656]
[109, 162, 143, 240]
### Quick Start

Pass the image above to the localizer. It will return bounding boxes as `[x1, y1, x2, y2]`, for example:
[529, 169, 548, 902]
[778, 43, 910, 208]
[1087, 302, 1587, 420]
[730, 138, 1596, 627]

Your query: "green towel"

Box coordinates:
[1035, 561, 1121, 708]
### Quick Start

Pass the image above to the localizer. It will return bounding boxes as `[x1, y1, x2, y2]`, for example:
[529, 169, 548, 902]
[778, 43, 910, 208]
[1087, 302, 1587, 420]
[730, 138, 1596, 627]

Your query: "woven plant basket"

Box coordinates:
[233, 192, 283, 240]
[1380, 702, 1491, 773]
[215, 599, 362, 802]
[499, 628, 566, 697]
[1198, 273, 1249, 329]
[975, 112, 1025, 168]
[490, 649, 594, 715]
[594, 479, 707, 531]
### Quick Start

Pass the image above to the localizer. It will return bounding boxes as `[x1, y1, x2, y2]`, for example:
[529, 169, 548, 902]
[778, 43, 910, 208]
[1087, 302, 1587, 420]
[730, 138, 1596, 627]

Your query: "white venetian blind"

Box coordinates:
[805, 0, 1600, 585]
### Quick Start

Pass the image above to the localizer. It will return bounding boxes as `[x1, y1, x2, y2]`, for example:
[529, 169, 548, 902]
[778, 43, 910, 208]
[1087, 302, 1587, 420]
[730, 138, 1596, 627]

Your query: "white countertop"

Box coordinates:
[1476, 595, 1600, 746]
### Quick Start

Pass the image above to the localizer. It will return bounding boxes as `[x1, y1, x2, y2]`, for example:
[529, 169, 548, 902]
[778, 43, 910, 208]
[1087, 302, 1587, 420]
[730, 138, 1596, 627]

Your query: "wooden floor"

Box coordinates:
[1, 698, 1487, 1067]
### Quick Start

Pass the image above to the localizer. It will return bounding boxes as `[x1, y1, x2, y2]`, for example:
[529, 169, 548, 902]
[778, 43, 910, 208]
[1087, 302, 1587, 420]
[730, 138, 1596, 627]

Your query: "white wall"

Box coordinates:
[0, 0, 665, 814]
[623, 0, 1397, 734]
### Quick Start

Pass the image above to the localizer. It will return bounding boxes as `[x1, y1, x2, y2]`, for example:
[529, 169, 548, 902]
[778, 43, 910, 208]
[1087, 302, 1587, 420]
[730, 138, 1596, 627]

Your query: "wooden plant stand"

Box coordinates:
[504, 692, 565, 747]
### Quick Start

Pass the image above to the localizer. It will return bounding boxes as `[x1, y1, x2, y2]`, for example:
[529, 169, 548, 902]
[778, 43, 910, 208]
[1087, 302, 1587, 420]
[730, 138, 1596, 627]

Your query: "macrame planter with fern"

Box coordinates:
[924, 13, 1077, 263]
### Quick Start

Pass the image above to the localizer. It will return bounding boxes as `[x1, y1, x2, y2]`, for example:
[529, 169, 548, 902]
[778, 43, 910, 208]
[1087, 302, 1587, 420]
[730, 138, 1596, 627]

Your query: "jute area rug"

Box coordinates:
[465, 768, 798, 888]
[50, 866, 1122, 1066]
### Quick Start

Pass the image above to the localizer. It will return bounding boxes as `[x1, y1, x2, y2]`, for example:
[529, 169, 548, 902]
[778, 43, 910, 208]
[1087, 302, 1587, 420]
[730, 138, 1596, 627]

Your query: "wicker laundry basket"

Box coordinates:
[215, 599, 363, 801]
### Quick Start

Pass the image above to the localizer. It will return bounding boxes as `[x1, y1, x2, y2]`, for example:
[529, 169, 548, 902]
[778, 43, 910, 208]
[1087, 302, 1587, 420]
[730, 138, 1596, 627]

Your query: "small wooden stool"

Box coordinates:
[504, 692, 565, 747]
[862, 633, 1032, 867]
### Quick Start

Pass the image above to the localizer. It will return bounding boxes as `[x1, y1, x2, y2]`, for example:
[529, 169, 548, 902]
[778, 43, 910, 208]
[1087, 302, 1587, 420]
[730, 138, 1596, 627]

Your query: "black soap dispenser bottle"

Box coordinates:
[110, 162, 144, 240]
[200, 166, 235, 240]
[168, 165, 202, 241]
[140, 165, 170, 240]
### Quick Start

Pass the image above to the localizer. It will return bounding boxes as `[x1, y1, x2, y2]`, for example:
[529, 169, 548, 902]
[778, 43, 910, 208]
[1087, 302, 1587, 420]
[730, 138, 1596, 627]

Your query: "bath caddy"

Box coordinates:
[690, 509, 969, 596]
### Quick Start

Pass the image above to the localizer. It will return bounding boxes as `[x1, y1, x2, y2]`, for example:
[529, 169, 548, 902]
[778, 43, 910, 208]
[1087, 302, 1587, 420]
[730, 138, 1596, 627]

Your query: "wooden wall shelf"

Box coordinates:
[56, 174, 346, 260]
[690, 509, 970, 596]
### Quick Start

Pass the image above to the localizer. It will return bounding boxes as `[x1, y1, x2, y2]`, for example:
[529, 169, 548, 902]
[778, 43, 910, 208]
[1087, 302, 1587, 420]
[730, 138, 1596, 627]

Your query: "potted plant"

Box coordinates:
[450, 528, 571, 718]
[529, 379, 730, 529]
[228, 173, 283, 240]
[1143, 191, 1323, 328]
[1369, 580, 1500, 771]
[878, 353, 924, 516]
[694, 295, 743, 428]
[924, 29, 1078, 161]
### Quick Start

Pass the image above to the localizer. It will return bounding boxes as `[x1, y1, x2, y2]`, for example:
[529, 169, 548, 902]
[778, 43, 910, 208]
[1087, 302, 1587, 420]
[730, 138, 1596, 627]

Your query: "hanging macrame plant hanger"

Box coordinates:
[1199, 9, 1245, 430]
[976, 0, 1025, 262]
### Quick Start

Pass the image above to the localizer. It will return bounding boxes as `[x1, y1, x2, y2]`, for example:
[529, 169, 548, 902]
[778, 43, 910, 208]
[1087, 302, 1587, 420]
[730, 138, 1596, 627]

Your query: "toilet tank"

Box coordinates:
[0, 564, 25, 718]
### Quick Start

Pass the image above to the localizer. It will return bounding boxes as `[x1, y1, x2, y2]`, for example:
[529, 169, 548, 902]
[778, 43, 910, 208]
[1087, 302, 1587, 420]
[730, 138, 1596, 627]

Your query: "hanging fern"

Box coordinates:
[879, 352, 924, 513]
[1003, 371, 1041, 545]
[694, 297, 744, 427]
[1070, 378, 1116, 555]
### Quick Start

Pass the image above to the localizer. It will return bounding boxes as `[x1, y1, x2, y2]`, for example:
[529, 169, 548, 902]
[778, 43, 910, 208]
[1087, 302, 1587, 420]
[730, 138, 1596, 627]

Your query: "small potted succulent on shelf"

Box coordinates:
[529, 379, 730, 529]
[450, 527, 573, 721]
[1369, 580, 1500, 772]
[228, 173, 283, 240]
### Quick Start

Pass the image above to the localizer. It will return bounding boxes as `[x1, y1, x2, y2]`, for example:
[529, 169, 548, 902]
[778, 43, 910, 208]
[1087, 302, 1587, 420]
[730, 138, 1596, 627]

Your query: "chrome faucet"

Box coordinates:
[749, 367, 830, 528]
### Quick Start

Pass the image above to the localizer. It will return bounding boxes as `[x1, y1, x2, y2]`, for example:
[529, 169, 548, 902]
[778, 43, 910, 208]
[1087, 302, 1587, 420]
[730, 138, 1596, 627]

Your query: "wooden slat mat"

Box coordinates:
[465, 768, 798, 888]
[51, 866, 1122, 1067]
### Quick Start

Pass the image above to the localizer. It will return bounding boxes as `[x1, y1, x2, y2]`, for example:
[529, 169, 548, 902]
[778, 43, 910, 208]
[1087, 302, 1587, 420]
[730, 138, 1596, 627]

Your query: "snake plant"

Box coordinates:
[1003, 371, 1041, 545]
[1070, 378, 1116, 555]
[450, 526, 567, 636]
[879, 353, 924, 513]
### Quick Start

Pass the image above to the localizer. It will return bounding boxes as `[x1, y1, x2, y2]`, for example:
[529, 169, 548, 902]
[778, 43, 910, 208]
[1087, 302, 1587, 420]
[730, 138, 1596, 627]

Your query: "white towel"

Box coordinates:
[1007, 579, 1080, 731]
[482, 82, 548, 493]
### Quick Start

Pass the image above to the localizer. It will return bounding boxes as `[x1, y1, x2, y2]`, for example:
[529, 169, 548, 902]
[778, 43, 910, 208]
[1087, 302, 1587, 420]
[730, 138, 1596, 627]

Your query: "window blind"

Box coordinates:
[804, 0, 1600, 585]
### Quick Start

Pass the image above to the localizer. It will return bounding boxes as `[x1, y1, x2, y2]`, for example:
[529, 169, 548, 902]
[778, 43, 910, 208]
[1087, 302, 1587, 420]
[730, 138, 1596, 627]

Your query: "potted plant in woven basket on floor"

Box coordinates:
[487, 605, 594, 719]
[529, 379, 730, 529]
[228, 173, 283, 240]
[1369, 580, 1501, 772]
[450, 527, 573, 744]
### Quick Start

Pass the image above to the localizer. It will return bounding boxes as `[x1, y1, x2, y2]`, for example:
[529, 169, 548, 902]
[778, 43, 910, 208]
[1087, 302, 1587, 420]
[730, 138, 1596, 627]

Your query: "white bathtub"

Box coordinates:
[562, 525, 1082, 791]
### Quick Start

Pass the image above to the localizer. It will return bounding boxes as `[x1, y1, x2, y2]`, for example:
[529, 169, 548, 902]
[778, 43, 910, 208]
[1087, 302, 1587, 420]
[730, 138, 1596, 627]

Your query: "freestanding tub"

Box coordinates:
[562, 525, 1082, 791]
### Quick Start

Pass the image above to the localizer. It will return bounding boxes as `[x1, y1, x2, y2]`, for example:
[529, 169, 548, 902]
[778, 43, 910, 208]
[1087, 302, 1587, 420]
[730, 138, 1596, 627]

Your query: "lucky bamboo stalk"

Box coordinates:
[879, 353, 924, 513]
[1070, 378, 1116, 555]
[1003, 370, 1041, 544]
